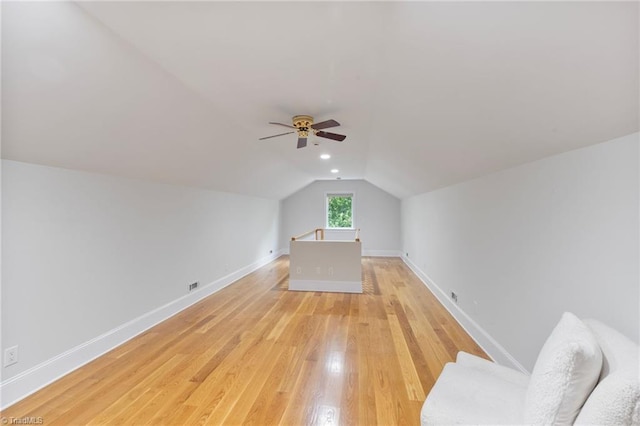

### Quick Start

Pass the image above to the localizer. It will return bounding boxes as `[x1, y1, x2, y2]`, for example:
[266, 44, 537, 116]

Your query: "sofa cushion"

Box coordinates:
[574, 319, 640, 425]
[421, 361, 528, 425]
[523, 312, 603, 425]
[456, 351, 530, 388]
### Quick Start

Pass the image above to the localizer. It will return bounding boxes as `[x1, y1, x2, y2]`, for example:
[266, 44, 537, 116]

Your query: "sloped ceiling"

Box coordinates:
[2, 1, 638, 199]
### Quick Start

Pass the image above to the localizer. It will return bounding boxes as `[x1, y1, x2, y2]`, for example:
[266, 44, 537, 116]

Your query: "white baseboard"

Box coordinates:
[362, 249, 402, 257]
[401, 255, 528, 374]
[289, 279, 362, 293]
[0, 250, 285, 410]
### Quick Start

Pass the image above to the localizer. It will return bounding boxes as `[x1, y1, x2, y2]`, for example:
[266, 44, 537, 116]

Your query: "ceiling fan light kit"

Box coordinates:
[259, 115, 346, 149]
[292, 115, 313, 138]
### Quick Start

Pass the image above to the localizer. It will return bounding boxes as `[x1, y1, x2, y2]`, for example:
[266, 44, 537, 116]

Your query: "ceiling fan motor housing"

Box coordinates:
[292, 115, 313, 138]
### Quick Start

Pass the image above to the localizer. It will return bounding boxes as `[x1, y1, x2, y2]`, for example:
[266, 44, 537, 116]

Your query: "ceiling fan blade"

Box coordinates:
[297, 137, 307, 149]
[316, 131, 346, 141]
[310, 119, 340, 130]
[259, 131, 295, 140]
[269, 122, 296, 129]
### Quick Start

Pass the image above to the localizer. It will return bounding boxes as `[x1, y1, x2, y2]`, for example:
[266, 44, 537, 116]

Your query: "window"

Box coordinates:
[326, 193, 354, 229]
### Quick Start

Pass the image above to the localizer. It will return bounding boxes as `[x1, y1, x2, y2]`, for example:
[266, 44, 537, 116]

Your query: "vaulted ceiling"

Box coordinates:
[2, 1, 638, 199]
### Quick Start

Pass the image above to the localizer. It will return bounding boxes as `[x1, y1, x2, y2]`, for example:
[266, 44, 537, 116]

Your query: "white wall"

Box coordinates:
[280, 179, 401, 256]
[401, 133, 639, 371]
[1, 160, 280, 404]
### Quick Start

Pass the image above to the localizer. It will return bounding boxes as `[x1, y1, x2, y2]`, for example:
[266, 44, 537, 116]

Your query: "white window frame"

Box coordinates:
[325, 191, 355, 230]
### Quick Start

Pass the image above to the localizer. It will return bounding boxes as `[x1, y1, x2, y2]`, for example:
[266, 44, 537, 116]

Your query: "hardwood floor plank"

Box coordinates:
[356, 321, 378, 425]
[340, 331, 359, 425]
[2, 257, 487, 425]
[392, 298, 436, 393]
[209, 339, 287, 425]
[387, 314, 427, 401]
[240, 344, 295, 425]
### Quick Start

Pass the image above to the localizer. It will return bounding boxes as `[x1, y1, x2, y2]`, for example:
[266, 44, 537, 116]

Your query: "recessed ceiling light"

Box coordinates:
[320, 154, 331, 160]
[331, 169, 339, 173]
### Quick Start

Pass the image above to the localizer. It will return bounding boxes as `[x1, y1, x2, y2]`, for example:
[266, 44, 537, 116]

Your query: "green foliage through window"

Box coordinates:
[327, 195, 353, 228]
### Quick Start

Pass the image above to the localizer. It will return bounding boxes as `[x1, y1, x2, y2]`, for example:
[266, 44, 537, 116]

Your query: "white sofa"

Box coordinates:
[421, 313, 640, 425]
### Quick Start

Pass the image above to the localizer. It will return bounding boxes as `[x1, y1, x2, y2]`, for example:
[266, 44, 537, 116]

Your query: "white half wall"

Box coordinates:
[401, 133, 639, 371]
[280, 179, 401, 256]
[1, 160, 281, 407]
[289, 240, 363, 293]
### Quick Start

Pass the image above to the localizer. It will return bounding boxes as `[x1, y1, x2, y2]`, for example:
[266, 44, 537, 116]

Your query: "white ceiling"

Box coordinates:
[2, 1, 638, 199]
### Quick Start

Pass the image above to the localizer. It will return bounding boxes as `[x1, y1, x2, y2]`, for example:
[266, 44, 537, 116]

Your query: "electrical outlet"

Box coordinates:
[188, 281, 199, 292]
[450, 291, 458, 303]
[4, 345, 18, 367]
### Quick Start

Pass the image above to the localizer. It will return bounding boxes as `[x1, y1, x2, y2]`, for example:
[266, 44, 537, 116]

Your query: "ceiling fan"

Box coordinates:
[259, 115, 346, 149]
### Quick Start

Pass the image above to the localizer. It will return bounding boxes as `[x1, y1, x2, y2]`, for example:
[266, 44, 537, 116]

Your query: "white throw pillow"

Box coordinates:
[574, 319, 640, 425]
[523, 312, 603, 425]
[574, 371, 640, 425]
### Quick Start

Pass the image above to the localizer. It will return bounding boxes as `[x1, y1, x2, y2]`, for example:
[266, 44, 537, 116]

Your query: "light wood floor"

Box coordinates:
[1, 257, 487, 425]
